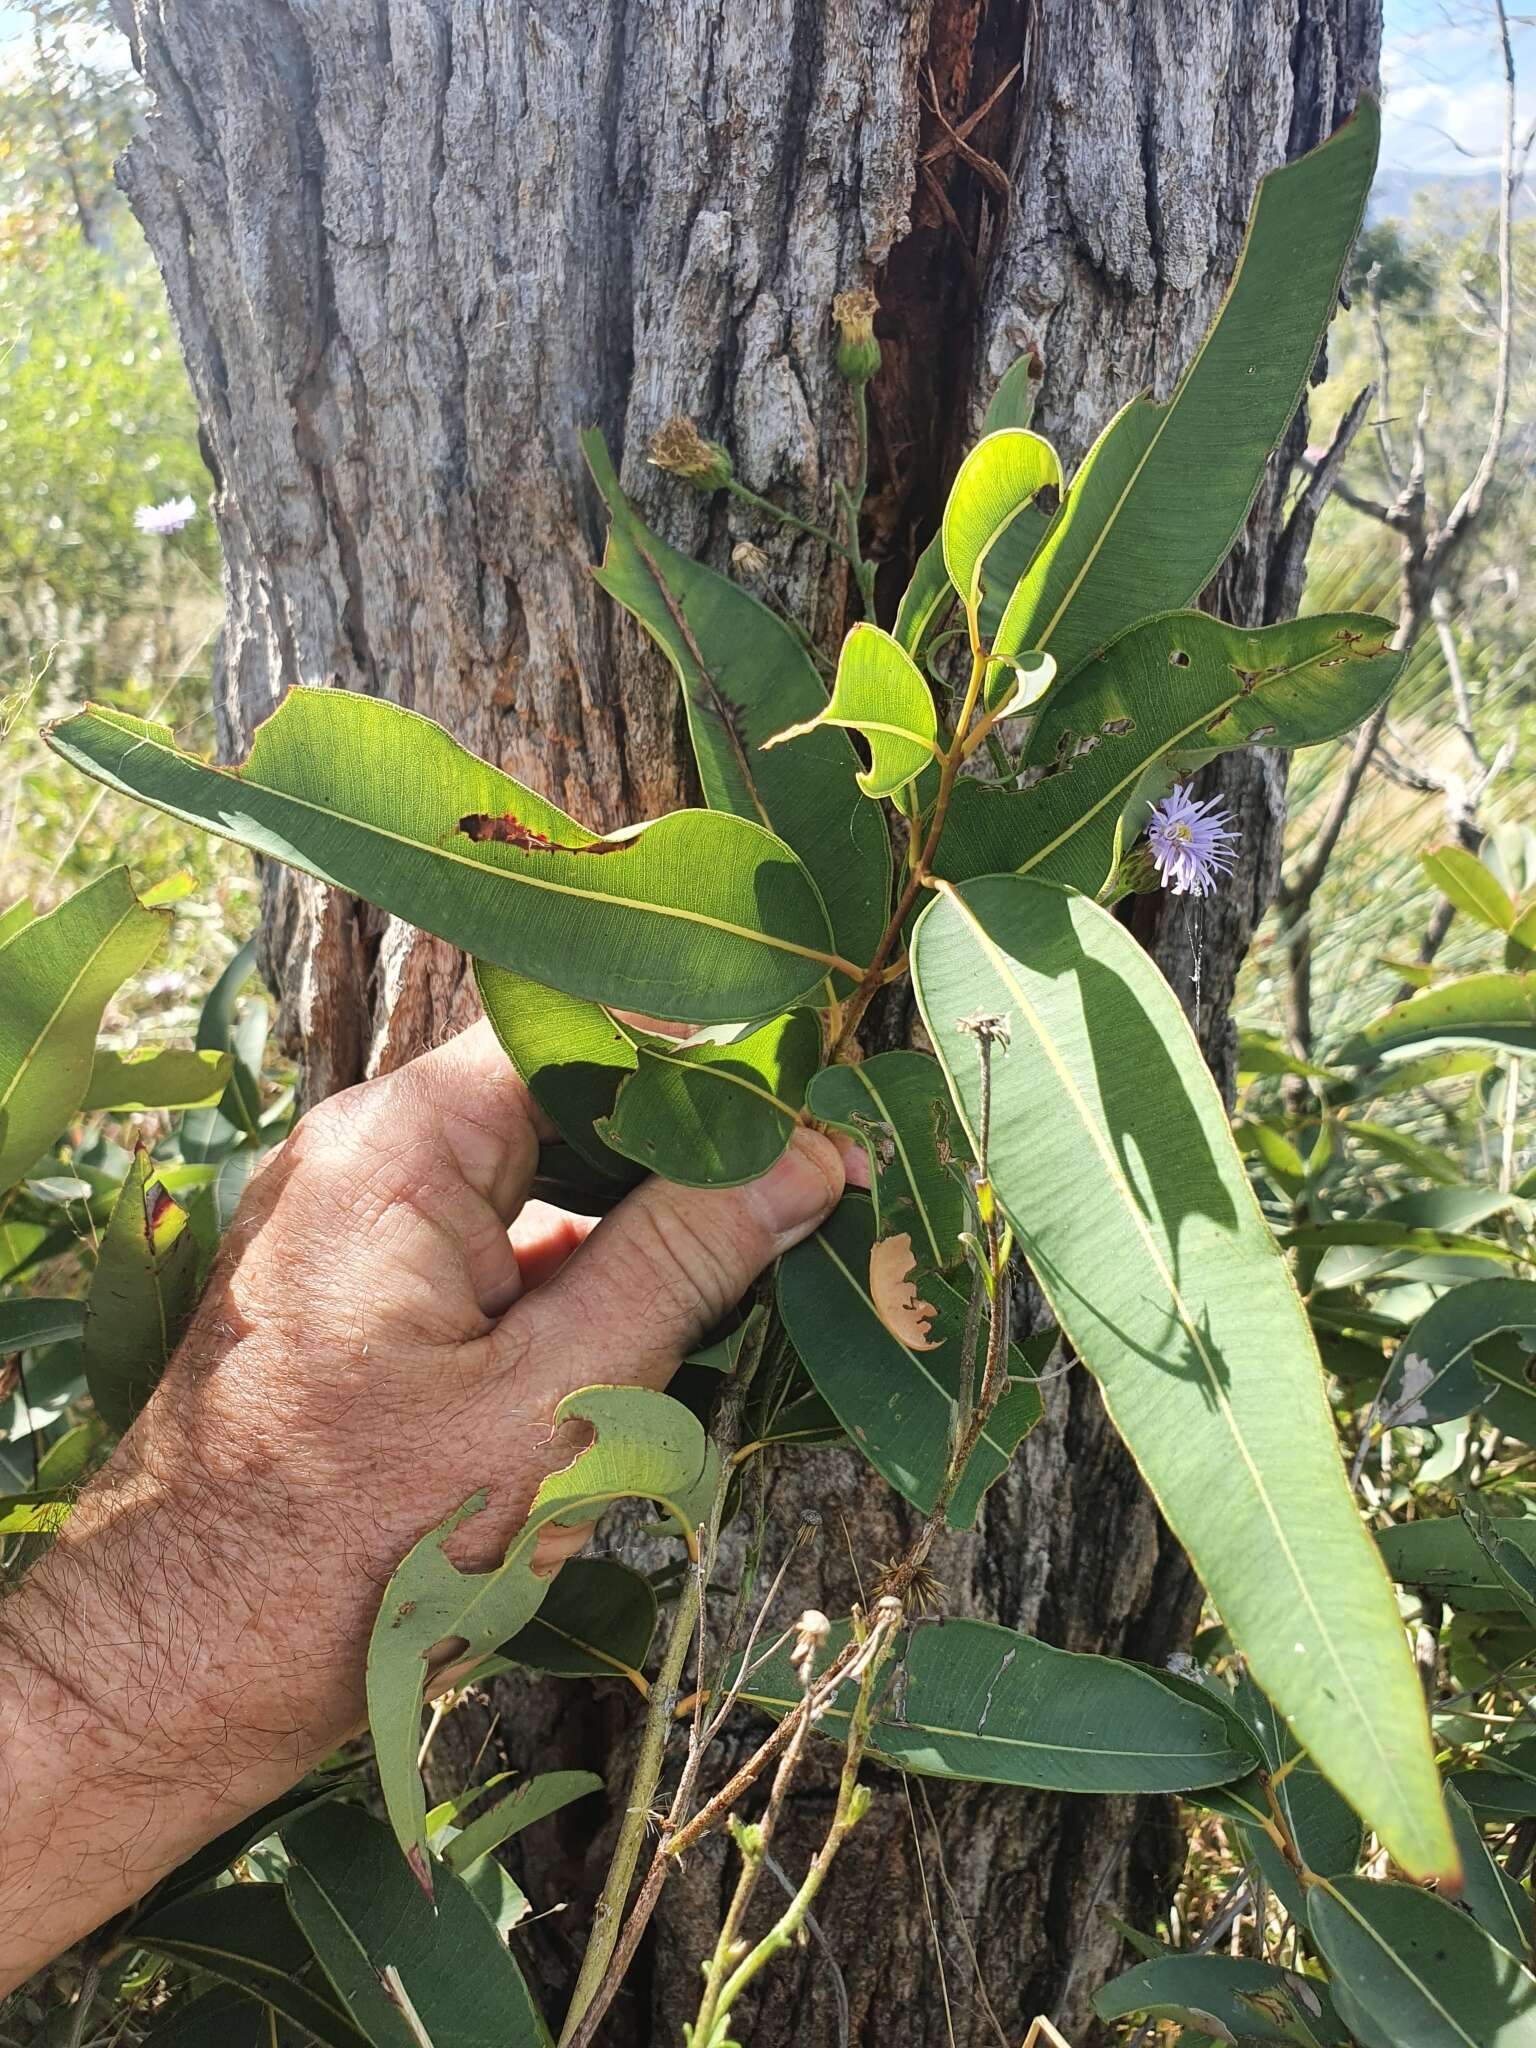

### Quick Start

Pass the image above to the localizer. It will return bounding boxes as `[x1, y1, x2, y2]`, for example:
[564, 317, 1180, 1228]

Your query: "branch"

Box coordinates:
[1267, 385, 1374, 619]
[1434, 0, 1518, 558]
[1431, 588, 1486, 772]
[1366, 264, 1403, 491]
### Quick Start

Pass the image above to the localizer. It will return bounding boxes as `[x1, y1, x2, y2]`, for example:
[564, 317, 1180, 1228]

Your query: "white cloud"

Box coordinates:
[1378, 14, 1536, 173]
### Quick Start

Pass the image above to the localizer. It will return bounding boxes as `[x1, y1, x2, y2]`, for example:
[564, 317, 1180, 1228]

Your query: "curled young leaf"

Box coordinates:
[764, 622, 938, 800]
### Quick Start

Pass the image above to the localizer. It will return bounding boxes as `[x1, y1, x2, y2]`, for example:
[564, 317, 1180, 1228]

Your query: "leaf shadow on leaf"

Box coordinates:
[1018, 886, 1242, 1404]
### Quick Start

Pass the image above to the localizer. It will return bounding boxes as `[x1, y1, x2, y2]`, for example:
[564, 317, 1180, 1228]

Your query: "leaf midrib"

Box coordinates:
[1317, 1886, 1485, 2048]
[926, 883, 1402, 1805]
[68, 717, 857, 979]
[0, 895, 148, 1128]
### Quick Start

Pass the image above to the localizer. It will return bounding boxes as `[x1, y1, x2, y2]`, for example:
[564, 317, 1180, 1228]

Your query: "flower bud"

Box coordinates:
[832, 286, 881, 386]
[647, 416, 734, 491]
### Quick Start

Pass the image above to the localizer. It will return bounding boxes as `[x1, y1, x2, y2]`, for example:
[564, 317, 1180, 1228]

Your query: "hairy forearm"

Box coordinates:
[0, 1424, 364, 1996]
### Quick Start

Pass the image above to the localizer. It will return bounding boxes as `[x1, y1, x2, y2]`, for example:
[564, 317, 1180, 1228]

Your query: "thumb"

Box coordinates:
[502, 1128, 844, 1393]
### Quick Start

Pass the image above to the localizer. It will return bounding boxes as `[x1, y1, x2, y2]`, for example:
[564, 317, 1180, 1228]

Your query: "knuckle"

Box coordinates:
[625, 1196, 742, 1330]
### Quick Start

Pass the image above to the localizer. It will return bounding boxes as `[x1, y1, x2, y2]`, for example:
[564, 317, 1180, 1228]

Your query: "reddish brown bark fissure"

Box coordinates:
[114, 1, 1380, 2036]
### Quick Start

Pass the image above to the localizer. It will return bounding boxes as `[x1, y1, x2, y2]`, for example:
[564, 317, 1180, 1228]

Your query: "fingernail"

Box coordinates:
[745, 1129, 845, 1249]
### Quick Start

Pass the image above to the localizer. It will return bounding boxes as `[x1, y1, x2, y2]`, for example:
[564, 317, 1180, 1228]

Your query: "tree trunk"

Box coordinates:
[114, 2, 1379, 2039]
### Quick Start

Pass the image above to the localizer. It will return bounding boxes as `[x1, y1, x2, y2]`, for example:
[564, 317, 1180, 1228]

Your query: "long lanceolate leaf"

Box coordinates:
[1308, 1877, 1536, 2048]
[910, 875, 1455, 1881]
[992, 100, 1380, 678]
[933, 611, 1402, 893]
[46, 694, 848, 1024]
[367, 1385, 716, 1875]
[584, 433, 890, 967]
[0, 867, 169, 1189]
[736, 1616, 1250, 1792]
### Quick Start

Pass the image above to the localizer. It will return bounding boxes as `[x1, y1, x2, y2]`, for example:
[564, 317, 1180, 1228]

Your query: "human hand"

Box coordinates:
[0, 1019, 847, 1992]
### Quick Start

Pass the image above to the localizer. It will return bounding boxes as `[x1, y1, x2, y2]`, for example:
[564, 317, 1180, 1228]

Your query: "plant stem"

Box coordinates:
[559, 1310, 770, 2048]
[726, 481, 855, 565]
[557, 1547, 701, 2047]
[689, 1608, 900, 2046]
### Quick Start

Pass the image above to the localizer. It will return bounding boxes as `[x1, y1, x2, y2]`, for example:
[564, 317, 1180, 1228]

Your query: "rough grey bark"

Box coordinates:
[114, 2, 1380, 2039]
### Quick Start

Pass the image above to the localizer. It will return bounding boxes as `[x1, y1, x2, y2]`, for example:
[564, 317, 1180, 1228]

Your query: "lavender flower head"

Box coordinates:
[134, 495, 197, 537]
[1146, 784, 1240, 897]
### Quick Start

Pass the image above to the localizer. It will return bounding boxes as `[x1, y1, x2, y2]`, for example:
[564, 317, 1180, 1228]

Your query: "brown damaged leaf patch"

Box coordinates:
[458, 813, 632, 854]
[869, 1231, 943, 1352]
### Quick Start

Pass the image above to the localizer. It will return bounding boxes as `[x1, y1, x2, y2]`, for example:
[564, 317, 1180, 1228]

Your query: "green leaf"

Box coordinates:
[1344, 1117, 1465, 1184]
[441, 1770, 602, 1876]
[892, 536, 953, 661]
[910, 874, 1454, 1881]
[892, 349, 1045, 658]
[140, 1773, 358, 1916]
[776, 1196, 1041, 1528]
[597, 1011, 820, 1186]
[134, 1884, 367, 2048]
[0, 866, 169, 1189]
[991, 100, 1380, 678]
[805, 1049, 970, 1270]
[282, 1805, 550, 2048]
[46, 694, 848, 1025]
[584, 432, 889, 967]
[932, 611, 1402, 894]
[367, 1384, 716, 1871]
[1423, 845, 1517, 933]
[1339, 973, 1536, 1064]
[735, 1615, 1251, 1791]
[1377, 1514, 1536, 1612]
[488, 1557, 657, 1688]
[765, 622, 938, 800]
[1308, 1876, 1536, 2047]
[1464, 1504, 1536, 1629]
[0, 898, 34, 947]
[145, 1986, 305, 2047]
[1377, 1281, 1536, 1427]
[1446, 1781, 1534, 1957]
[82, 1146, 200, 1432]
[1237, 1030, 1335, 1083]
[1506, 901, 1536, 970]
[0, 1297, 85, 1351]
[474, 962, 642, 1190]
[1476, 1333, 1536, 1444]
[1293, 1218, 1522, 1293]
[180, 939, 264, 1161]
[1448, 1770, 1536, 1820]
[1226, 1673, 1363, 1919]
[83, 1047, 236, 1113]
[1093, 1953, 1348, 2045]
[1330, 1048, 1490, 1106]
[940, 429, 1062, 616]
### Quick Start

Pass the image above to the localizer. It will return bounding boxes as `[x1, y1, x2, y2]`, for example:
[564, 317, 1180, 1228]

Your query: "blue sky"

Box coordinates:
[0, 0, 1524, 178]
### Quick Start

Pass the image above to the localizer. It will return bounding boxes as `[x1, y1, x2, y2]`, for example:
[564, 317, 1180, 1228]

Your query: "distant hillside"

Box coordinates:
[1369, 165, 1534, 225]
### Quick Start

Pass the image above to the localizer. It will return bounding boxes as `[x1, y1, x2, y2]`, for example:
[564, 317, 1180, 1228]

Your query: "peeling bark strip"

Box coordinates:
[115, 1, 1380, 2039]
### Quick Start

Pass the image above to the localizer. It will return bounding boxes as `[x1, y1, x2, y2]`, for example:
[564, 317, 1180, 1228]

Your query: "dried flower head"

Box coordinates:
[956, 1010, 1011, 1051]
[832, 285, 881, 384]
[790, 1608, 832, 1687]
[647, 416, 733, 491]
[730, 540, 771, 577]
[1146, 784, 1241, 897]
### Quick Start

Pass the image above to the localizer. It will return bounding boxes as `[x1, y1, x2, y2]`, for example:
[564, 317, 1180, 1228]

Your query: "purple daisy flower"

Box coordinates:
[1146, 784, 1240, 897]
